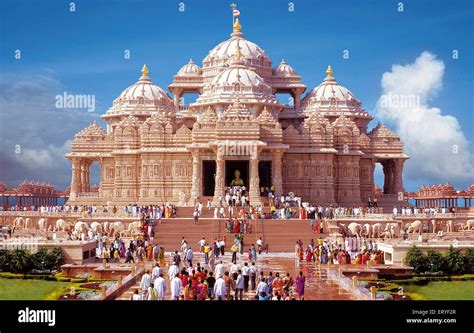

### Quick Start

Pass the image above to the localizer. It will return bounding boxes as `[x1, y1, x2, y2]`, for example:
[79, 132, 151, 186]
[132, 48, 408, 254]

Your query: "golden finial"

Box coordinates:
[326, 65, 333, 77]
[233, 18, 242, 33]
[141, 64, 149, 76]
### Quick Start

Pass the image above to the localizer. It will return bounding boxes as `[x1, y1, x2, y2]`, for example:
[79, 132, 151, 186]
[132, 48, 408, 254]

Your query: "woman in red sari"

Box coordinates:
[305, 246, 312, 264]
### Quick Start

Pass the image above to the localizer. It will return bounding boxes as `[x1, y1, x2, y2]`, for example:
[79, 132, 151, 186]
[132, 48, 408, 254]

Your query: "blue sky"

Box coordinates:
[0, 0, 473, 191]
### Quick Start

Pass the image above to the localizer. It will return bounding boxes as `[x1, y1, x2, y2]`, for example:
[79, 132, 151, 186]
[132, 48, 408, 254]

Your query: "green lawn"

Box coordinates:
[0, 278, 70, 300]
[403, 281, 474, 300]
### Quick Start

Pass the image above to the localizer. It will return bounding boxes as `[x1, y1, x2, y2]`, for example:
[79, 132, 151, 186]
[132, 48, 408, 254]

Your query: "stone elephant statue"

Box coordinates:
[372, 223, 383, 238]
[12, 217, 24, 229]
[362, 223, 372, 238]
[347, 222, 362, 238]
[127, 221, 142, 235]
[407, 220, 423, 234]
[24, 218, 33, 230]
[109, 222, 125, 237]
[55, 219, 70, 232]
[463, 220, 474, 230]
[90, 222, 102, 234]
[74, 221, 89, 235]
[38, 218, 49, 232]
[384, 223, 401, 238]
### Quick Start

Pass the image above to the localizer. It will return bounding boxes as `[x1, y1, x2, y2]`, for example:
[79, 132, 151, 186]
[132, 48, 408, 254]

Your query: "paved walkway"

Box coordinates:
[116, 252, 354, 300]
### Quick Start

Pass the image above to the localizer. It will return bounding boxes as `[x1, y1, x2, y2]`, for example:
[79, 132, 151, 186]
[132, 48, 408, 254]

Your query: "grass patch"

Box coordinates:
[0, 278, 72, 300]
[402, 281, 474, 300]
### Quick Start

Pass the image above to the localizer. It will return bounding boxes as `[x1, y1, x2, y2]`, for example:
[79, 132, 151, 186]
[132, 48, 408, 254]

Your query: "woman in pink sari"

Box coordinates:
[295, 271, 306, 300]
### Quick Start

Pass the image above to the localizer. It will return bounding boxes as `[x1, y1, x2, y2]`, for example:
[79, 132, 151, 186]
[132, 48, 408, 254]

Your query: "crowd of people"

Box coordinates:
[295, 237, 385, 266]
[132, 236, 308, 301]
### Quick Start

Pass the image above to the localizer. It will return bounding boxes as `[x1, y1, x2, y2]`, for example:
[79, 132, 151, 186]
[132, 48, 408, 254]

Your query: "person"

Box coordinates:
[256, 237, 263, 254]
[208, 249, 216, 271]
[154, 273, 166, 300]
[168, 262, 179, 281]
[170, 273, 182, 300]
[231, 243, 238, 263]
[186, 247, 194, 267]
[272, 272, 283, 296]
[158, 247, 165, 267]
[140, 269, 152, 298]
[172, 250, 181, 267]
[198, 237, 206, 253]
[203, 243, 210, 264]
[242, 262, 250, 292]
[215, 260, 225, 279]
[206, 272, 216, 299]
[152, 263, 162, 282]
[295, 271, 305, 300]
[251, 244, 257, 261]
[147, 282, 158, 300]
[214, 274, 227, 300]
[235, 270, 244, 300]
[282, 272, 293, 297]
[250, 262, 257, 290]
[224, 271, 234, 300]
[131, 289, 142, 300]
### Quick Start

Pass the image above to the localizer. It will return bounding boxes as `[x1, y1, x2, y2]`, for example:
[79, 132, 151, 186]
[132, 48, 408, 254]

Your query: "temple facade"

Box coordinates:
[65, 19, 408, 207]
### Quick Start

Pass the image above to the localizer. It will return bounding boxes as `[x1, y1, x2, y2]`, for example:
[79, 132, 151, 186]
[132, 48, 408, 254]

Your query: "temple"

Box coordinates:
[65, 19, 408, 207]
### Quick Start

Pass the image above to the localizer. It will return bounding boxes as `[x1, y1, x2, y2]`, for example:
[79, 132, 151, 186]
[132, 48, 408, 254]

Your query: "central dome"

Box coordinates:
[202, 19, 273, 82]
[191, 45, 281, 112]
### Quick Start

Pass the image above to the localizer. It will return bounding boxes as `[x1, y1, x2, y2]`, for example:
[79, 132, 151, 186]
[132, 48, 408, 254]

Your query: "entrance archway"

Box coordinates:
[202, 160, 216, 196]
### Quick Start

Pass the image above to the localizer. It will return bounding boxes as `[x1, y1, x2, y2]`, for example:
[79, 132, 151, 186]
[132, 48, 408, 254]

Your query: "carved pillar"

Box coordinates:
[70, 158, 81, 198]
[189, 149, 202, 204]
[272, 149, 284, 197]
[249, 147, 262, 206]
[85, 160, 91, 192]
[391, 159, 404, 196]
[212, 146, 225, 206]
[382, 160, 394, 194]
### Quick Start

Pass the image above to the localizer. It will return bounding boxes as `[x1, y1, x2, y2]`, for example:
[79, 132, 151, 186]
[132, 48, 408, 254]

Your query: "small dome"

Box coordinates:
[177, 59, 202, 76]
[304, 66, 359, 105]
[274, 59, 297, 76]
[117, 65, 171, 102]
[105, 65, 174, 118]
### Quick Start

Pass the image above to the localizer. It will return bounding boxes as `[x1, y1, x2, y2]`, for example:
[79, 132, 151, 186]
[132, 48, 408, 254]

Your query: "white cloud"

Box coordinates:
[376, 51, 474, 188]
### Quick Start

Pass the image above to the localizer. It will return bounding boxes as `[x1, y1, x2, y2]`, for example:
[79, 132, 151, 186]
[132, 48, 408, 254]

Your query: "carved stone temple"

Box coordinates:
[65, 19, 408, 207]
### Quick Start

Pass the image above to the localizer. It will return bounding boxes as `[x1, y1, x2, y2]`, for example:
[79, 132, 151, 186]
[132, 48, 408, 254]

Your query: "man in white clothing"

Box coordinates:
[213, 274, 227, 300]
[154, 273, 166, 300]
[140, 269, 152, 298]
[168, 262, 179, 281]
[214, 260, 225, 278]
[152, 263, 163, 282]
[170, 274, 182, 300]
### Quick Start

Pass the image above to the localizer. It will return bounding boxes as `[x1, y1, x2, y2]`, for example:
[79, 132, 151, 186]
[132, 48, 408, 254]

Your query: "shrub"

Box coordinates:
[464, 248, 474, 274]
[426, 250, 446, 273]
[405, 246, 428, 274]
[0, 247, 64, 274]
[445, 246, 466, 275]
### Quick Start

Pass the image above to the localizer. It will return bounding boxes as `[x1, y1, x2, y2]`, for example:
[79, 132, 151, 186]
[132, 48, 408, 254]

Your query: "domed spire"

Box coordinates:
[234, 18, 242, 33]
[325, 65, 335, 82]
[140, 64, 151, 82]
[231, 18, 244, 38]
